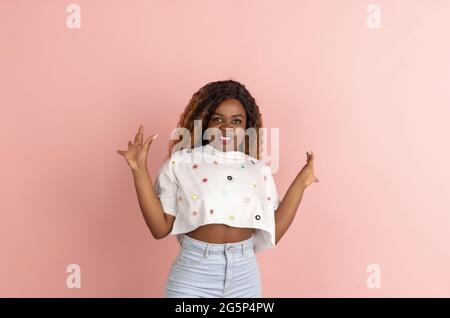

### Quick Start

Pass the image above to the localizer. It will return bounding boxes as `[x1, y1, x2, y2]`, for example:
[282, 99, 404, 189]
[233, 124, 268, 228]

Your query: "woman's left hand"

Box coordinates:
[297, 150, 320, 188]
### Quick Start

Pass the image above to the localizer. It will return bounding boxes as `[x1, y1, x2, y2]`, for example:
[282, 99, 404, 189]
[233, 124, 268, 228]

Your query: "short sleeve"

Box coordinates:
[154, 159, 179, 217]
[263, 165, 281, 212]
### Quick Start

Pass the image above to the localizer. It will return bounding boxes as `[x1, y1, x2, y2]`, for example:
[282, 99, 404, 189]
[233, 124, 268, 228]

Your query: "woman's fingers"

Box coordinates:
[309, 151, 318, 182]
[143, 133, 158, 152]
[117, 138, 136, 157]
[140, 125, 144, 144]
[134, 124, 143, 145]
[118, 127, 156, 163]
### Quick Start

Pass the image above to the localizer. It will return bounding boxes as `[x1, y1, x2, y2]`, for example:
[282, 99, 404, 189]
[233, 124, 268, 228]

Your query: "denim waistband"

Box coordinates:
[179, 233, 255, 255]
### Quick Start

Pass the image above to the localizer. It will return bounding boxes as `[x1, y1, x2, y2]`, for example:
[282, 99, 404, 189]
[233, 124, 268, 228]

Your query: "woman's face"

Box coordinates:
[206, 98, 247, 152]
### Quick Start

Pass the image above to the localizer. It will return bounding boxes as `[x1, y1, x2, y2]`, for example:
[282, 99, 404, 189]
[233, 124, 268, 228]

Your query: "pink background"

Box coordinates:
[1, 0, 450, 297]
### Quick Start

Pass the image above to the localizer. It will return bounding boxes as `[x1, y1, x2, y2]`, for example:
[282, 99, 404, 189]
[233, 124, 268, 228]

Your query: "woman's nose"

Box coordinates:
[220, 123, 233, 130]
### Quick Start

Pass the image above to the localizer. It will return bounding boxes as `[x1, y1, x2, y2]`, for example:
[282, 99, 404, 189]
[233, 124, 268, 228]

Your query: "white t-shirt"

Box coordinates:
[154, 143, 280, 253]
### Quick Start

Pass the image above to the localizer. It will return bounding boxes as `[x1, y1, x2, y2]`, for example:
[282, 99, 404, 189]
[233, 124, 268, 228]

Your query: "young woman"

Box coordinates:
[117, 80, 319, 298]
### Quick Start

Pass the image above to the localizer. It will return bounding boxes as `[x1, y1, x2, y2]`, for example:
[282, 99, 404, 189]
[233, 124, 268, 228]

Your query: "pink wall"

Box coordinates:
[1, 0, 450, 297]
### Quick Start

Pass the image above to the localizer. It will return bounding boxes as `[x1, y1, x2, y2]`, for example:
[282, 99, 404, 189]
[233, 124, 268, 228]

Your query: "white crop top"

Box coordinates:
[154, 143, 280, 253]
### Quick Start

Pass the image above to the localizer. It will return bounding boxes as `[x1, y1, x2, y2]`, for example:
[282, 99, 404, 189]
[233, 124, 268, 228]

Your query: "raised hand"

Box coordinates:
[117, 124, 158, 171]
[297, 150, 320, 188]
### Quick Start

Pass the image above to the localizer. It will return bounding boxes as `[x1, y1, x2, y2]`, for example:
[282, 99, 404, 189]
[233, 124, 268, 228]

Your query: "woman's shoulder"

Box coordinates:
[255, 160, 278, 178]
[163, 145, 270, 168]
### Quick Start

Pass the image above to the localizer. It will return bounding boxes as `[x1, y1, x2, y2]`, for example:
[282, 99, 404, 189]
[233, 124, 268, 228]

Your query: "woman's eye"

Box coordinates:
[212, 117, 222, 123]
[232, 119, 242, 124]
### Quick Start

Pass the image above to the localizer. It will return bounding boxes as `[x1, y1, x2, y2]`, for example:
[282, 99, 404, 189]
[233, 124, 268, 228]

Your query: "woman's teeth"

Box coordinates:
[220, 136, 233, 144]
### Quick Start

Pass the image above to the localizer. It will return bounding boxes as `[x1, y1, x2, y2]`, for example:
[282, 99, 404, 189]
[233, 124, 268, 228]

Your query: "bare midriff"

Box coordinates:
[186, 224, 254, 243]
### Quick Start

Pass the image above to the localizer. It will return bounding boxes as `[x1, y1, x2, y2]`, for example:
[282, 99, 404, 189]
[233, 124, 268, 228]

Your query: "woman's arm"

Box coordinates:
[132, 167, 175, 239]
[274, 177, 307, 245]
[117, 125, 176, 240]
[274, 151, 319, 245]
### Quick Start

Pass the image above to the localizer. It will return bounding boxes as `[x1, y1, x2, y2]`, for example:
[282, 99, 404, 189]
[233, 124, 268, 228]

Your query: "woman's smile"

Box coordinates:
[220, 135, 232, 144]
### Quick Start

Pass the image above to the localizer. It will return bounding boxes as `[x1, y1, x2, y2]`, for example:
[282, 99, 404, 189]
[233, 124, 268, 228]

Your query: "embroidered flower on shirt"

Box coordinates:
[210, 209, 214, 214]
[255, 215, 261, 220]
[191, 194, 198, 200]
[221, 190, 228, 196]
[229, 215, 235, 220]
[202, 178, 208, 183]
[192, 164, 198, 169]
[244, 197, 251, 204]
[192, 210, 198, 216]
[227, 175, 233, 181]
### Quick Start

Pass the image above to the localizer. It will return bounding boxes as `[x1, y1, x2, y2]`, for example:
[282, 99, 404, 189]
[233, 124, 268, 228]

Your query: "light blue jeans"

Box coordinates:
[165, 233, 262, 298]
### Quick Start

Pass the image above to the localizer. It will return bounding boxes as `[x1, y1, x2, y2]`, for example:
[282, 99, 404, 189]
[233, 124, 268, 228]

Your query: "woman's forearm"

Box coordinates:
[131, 167, 170, 239]
[274, 174, 307, 245]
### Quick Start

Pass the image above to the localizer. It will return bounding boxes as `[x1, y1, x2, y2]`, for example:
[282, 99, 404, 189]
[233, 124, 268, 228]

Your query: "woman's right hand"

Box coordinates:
[117, 125, 158, 171]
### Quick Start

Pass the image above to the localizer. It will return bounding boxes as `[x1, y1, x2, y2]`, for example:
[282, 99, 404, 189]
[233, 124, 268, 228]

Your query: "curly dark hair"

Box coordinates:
[167, 79, 264, 160]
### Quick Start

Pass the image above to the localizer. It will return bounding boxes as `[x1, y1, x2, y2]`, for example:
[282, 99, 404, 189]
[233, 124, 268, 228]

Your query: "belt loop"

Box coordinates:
[204, 244, 210, 258]
[241, 242, 245, 256]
